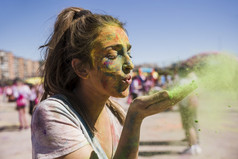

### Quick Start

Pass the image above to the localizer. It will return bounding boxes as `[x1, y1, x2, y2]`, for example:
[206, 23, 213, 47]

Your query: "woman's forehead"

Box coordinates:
[100, 25, 127, 36]
[95, 25, 129, 47]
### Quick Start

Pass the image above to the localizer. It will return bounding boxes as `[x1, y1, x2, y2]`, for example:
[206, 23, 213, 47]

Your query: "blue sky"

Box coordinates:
[0, 0, 237, 66]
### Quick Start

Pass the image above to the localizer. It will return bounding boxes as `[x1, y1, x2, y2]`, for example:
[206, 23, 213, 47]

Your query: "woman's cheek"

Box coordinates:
[99, 59, 123, 91]
[100, 72, 117, 90]
[101, 59, 122, 74]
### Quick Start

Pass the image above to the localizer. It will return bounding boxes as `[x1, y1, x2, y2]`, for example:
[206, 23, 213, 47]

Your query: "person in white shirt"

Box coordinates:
[13, 78, 31, 130]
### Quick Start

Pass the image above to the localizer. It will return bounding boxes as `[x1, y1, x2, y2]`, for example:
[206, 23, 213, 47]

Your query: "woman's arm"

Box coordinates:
[114, 81, 197, 159]
[114, 91, 172, 159]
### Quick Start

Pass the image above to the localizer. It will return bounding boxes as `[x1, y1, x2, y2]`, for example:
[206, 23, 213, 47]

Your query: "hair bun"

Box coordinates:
[73, 10, 92, 20]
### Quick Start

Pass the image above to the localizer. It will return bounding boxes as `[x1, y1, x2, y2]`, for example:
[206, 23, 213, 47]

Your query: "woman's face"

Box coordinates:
[89, 25, 134, 98]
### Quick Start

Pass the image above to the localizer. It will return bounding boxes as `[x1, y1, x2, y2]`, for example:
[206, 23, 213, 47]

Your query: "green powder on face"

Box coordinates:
[228, 105, 231, 108]
[195, 120, 198, 123]
[168, 80, 198, 100]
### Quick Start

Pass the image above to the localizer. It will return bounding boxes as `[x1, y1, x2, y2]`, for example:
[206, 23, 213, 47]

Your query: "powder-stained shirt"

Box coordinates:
[31, 96, 123, 159]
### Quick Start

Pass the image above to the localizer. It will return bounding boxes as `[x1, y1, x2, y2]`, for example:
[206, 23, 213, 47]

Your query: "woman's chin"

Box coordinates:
[111, 89, 129, 98]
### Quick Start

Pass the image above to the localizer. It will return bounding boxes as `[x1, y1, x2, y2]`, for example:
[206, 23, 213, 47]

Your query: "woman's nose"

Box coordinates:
[123, 57, 134, 74]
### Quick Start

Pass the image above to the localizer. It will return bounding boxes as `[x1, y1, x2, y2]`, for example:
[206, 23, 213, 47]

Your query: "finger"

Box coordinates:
[145, 98, 173, 114]
[168, 80, 198, 103]
[145, 81, 197, 111]
[140, 90, 169, 105]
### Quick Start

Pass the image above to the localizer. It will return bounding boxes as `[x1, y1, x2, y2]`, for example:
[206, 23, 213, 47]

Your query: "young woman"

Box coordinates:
[31, 7, 193, 159]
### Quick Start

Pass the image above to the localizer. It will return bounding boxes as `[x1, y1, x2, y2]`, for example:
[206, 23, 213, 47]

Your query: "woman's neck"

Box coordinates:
[74, 82, 109, 125]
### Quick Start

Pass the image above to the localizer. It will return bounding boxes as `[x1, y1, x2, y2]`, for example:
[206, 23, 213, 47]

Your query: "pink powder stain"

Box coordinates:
[103, 60, 113, 67]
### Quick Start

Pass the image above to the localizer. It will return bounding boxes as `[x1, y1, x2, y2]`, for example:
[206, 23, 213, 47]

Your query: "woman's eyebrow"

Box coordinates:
[105, 44, 131, 51]
[104, 44, 123, 50]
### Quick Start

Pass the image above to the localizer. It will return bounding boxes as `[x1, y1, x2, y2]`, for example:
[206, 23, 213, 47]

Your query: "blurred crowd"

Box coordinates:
[0, 78, 43, 129]
[127, 67, 178, 103]
[0, 79, 43, 105]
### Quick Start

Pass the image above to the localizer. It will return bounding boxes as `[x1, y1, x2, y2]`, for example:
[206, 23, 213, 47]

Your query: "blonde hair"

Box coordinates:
[40, 7, 126, 132]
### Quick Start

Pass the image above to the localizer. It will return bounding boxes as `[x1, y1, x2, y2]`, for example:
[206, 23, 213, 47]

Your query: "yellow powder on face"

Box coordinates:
[90, 25, 129, 68]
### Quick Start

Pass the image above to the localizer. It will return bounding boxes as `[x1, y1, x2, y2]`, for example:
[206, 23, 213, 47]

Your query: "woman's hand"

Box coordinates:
[128, 90, 171, 120]
[129, 80, 198, 120]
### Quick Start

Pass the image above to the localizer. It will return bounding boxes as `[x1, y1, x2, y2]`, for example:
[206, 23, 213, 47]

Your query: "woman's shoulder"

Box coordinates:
[32, 95, 78, 123]
[34, 96, 67, 113]
[33, 94, 88, 129]
[31, 95, 89, 159]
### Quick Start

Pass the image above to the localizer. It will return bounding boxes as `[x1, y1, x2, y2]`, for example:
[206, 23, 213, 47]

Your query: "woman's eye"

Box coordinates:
[107, 55, 117, 59]
[106, 50, 118, 59]
[106, 53, 117, 59]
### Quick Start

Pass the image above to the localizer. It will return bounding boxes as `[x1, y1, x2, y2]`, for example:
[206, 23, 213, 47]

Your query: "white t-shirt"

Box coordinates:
[31, 96, 122, 159]
[13, 84, 31, 99]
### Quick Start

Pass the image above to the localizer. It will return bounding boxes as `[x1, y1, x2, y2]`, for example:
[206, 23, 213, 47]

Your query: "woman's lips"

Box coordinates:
[122, 75, 132, 85]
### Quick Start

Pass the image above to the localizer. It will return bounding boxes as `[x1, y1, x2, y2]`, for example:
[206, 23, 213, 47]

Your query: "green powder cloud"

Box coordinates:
[173, 52, 238, 131]
[194, 53, 238, 93]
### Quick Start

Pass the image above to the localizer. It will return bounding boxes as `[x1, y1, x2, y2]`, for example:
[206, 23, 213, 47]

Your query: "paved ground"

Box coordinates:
[1, 91, 238, 159]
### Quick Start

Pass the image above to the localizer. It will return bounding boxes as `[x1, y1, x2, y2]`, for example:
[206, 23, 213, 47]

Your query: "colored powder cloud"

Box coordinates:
[174, 52, 238, 131]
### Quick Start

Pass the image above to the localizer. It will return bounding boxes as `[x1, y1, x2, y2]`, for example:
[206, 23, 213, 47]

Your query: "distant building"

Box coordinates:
[0, 50, 41, 80]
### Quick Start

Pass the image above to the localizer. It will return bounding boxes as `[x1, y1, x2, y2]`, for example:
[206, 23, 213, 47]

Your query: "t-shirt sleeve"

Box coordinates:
[31, 100, 89, 159]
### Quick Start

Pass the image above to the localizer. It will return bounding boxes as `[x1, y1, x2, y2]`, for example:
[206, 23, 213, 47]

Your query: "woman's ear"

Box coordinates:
[71, 58, 90, 79]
